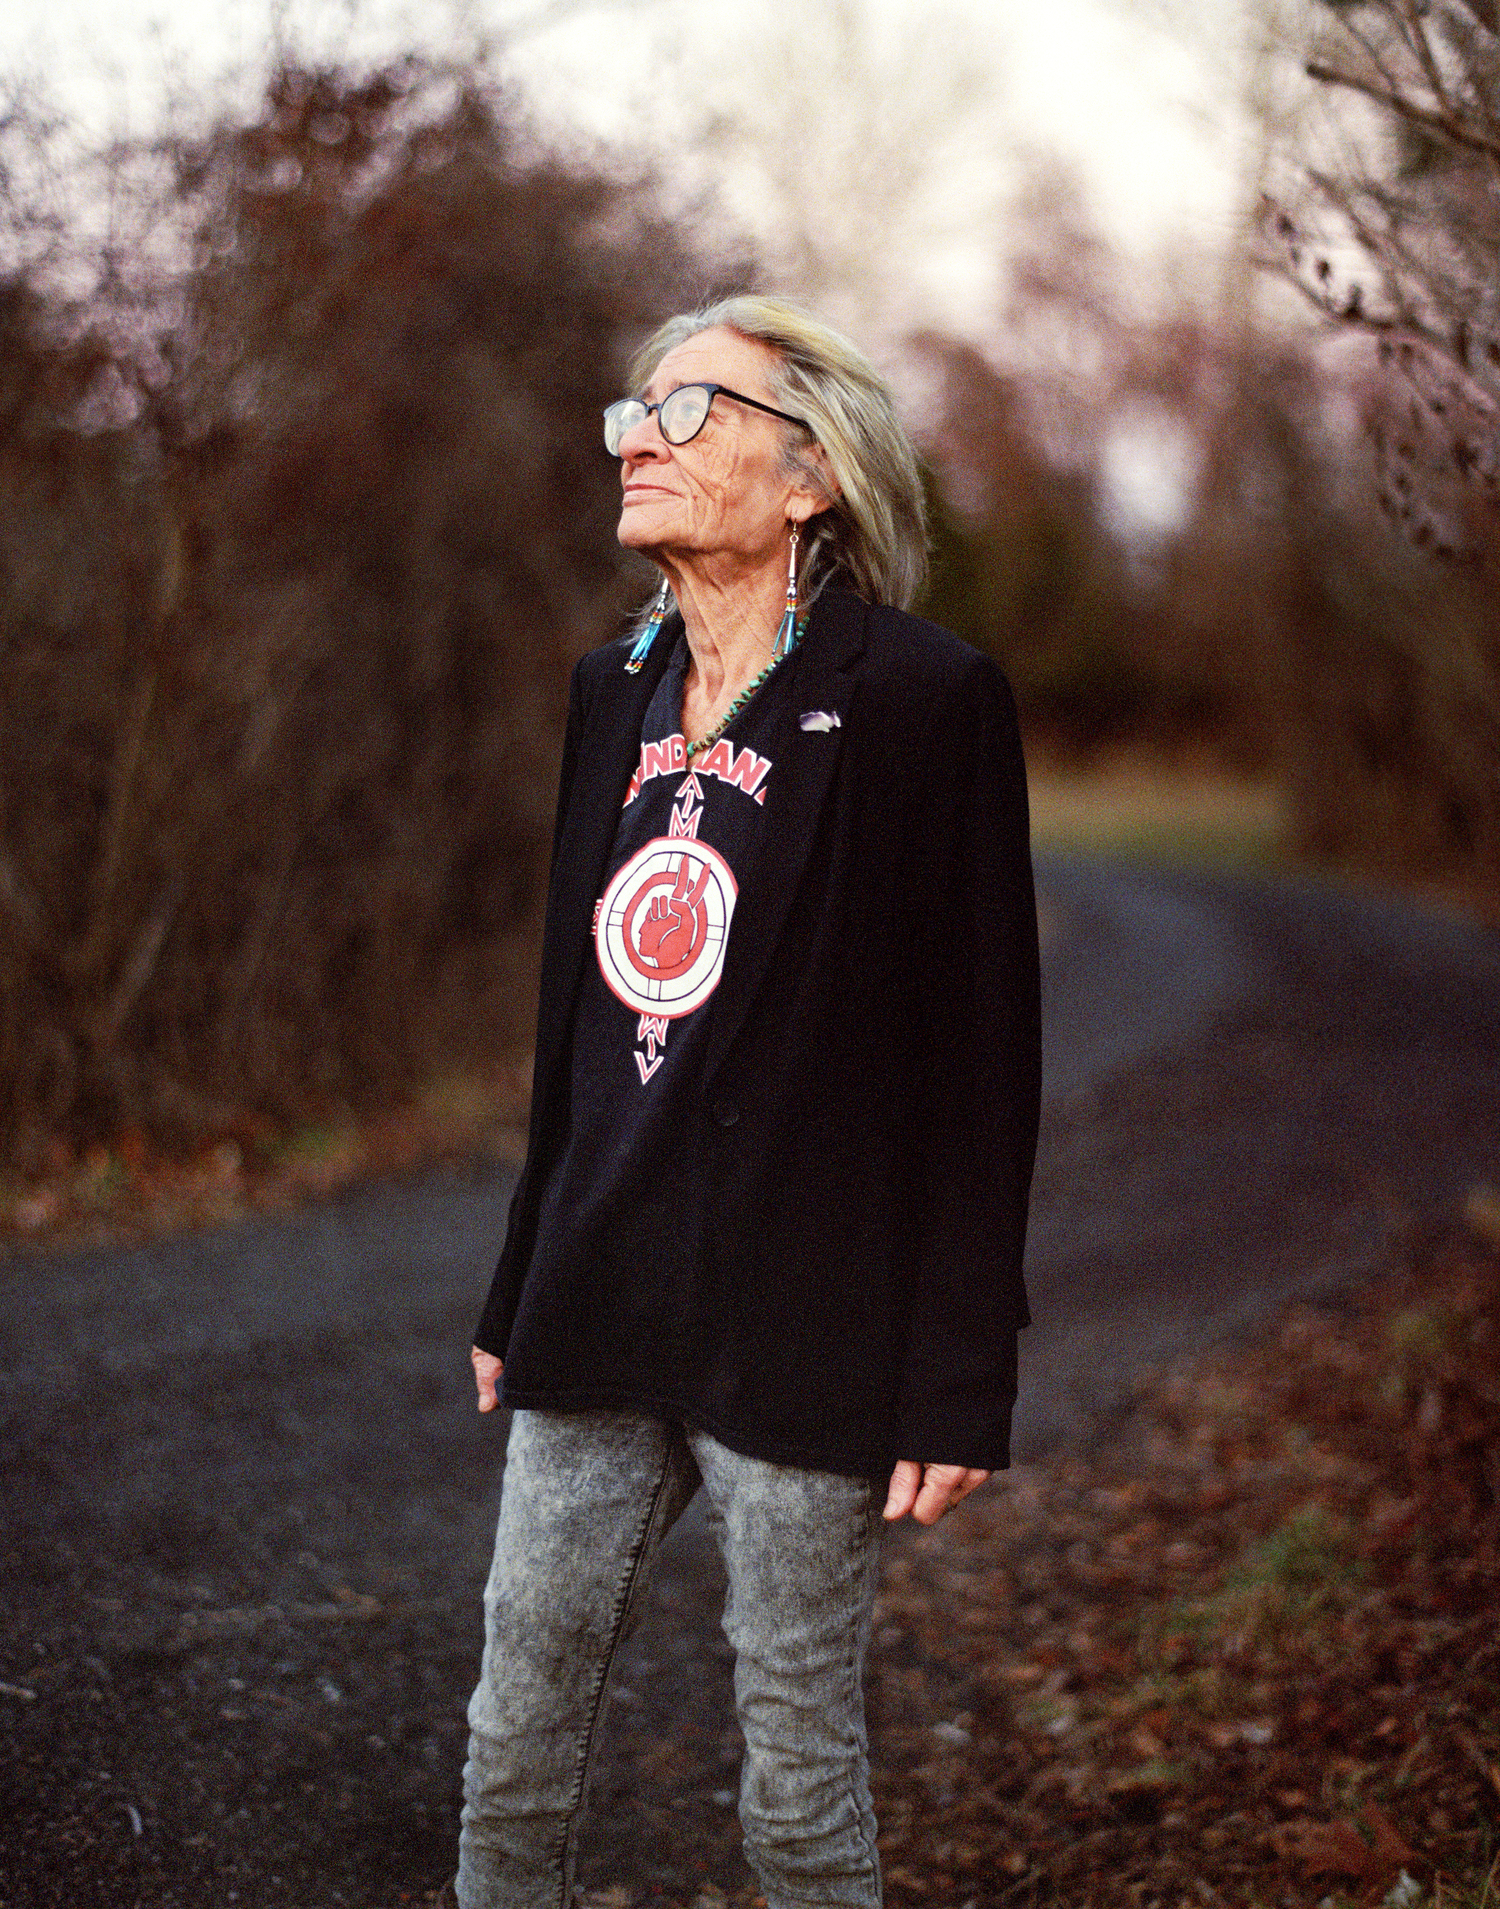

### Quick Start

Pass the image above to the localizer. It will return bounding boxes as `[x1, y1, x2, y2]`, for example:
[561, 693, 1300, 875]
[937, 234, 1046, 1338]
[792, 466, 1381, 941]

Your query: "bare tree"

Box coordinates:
[1265, 0, 1500, 556]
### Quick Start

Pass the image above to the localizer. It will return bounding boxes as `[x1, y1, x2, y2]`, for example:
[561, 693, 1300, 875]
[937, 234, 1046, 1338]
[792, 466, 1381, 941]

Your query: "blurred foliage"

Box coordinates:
[913, 232, 1499, 893]
[2, 37, 1498, 1162]
[0, 61, 699, 1157]
[1163, 332, 1500, 882]
[912, 330, 1258, 759]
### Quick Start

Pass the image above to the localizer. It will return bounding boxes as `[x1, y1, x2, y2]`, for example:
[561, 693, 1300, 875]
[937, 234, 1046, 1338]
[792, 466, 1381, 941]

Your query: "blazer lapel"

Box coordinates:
[530, 629, 678, 1114]
[703, 588, 868, 1083]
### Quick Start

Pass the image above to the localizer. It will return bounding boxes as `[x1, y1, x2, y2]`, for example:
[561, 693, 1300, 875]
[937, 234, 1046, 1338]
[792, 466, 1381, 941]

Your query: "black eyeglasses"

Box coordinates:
[603, 382, 807, 456]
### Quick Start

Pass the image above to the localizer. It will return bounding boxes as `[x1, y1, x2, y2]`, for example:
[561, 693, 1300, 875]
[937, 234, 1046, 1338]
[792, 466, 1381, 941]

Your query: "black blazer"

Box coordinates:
[475, 586, 1042, 1475]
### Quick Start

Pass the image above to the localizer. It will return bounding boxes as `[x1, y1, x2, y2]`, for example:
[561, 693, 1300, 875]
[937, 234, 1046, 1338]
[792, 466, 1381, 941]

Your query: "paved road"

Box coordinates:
[2, 856, 1498, 1907]
[1020, 860, 1500, 1449]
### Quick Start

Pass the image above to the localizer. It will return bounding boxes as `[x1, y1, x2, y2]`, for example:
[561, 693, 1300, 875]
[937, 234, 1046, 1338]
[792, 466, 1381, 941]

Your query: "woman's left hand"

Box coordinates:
[882, 1461, 990, 1525]
[471, 1346, 504, 1413]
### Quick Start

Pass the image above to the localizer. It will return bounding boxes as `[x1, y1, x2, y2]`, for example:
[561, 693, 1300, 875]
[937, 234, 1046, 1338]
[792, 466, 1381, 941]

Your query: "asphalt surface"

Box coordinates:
[3, 854, 1499, 1907]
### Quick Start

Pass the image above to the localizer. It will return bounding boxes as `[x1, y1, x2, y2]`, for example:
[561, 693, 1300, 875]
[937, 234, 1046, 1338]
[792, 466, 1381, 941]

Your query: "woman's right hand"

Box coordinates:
[471, 1346, 503, 1413]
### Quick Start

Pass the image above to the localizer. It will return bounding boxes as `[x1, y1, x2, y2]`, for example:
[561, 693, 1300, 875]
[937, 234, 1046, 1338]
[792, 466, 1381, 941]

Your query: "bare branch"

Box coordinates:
[1338, 13, 1413, 102]
[1300, 169, 1500, 410]
[1302, 168, 1428, 322]
[1307, 163, 1500, 398]
[1440, 1, 1500, 150]
[1397, 0, 1456, 115]
[1280, 1, 1500, 577]
[1381, 0, 1436, 79]
[1275, 256, 1406, 332]
[1305, 58, 1500, 161]
[1447, 0, 1500, 35]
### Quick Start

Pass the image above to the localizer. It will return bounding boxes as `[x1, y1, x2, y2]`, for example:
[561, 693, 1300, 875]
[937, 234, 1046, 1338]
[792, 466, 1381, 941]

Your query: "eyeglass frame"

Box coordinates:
[603, 382, 809, 456]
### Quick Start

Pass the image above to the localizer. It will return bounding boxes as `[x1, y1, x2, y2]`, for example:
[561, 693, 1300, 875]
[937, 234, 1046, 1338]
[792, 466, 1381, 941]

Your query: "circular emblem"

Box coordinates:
[596, 837, 737, 1017]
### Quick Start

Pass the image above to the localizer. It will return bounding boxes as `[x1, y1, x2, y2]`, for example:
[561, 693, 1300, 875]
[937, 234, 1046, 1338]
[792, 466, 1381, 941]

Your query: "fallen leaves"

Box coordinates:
[1454, 1726, 1500, 1806]
[860, 1219, 1500, 1908]
[1273, 1799, 1419, 1884]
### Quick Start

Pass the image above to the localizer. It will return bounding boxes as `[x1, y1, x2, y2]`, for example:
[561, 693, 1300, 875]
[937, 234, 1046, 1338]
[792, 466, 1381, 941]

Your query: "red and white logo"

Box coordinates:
[595, 836, 737, 1019]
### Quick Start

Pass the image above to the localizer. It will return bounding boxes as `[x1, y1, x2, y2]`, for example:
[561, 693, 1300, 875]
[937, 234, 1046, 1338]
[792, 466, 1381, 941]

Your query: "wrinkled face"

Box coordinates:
[615, 327, 817, 573]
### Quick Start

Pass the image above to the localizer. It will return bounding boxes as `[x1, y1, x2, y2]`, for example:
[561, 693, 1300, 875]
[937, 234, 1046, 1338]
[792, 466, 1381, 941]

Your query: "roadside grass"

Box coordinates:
[1144, 1504, 1371, 1672]
[1023, 748, 1500, 930]
[0, 1061, 531, 1251]
[1025, 748, 1291, 869]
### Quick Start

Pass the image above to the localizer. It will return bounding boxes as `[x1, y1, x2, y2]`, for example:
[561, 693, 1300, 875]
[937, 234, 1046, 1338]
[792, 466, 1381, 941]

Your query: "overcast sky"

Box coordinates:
[2, 0, 1283, 335]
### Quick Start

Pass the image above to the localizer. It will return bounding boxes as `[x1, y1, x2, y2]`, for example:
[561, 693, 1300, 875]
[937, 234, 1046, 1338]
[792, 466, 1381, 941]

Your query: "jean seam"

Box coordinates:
[548, 1430, 679, 1905]
[838, 1495, 881, 1899]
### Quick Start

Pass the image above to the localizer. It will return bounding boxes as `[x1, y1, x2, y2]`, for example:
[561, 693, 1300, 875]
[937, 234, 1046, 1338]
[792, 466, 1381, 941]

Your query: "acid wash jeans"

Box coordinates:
[457, 1408, 886, 1909]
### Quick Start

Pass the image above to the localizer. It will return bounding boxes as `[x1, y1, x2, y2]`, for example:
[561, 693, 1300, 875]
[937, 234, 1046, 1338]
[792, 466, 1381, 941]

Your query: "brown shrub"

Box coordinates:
[0, 62, 702, 1156]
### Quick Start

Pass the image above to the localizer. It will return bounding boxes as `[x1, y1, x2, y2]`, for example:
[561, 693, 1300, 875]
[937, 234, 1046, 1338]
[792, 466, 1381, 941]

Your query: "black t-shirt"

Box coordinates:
[498, 632, 806, 1445]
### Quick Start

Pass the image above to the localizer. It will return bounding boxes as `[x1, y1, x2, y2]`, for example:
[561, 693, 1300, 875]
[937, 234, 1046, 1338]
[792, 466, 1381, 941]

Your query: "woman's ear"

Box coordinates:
[788, 441, 841, 521]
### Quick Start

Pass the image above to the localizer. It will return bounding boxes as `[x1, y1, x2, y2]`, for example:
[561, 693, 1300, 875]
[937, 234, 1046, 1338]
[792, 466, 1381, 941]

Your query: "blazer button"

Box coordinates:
[712, 1099, 740, 1128]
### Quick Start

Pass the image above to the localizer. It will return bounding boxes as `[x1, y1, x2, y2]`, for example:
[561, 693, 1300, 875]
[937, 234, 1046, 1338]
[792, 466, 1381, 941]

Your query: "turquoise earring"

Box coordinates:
[775, 524, 800, 657]
[624, 582, 670, 674]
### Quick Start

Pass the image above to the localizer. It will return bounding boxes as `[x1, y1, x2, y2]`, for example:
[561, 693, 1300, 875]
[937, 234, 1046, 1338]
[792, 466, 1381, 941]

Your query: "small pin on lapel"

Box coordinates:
[799, 710, 841, 732]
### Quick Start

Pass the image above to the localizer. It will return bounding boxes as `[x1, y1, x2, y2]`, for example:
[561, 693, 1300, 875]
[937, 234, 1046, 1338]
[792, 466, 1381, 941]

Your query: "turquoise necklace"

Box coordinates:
[684, 612, 809, 764]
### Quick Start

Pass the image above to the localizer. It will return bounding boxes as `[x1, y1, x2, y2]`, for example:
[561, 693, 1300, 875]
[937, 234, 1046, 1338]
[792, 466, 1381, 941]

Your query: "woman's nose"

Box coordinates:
[617, 407, 666, 462]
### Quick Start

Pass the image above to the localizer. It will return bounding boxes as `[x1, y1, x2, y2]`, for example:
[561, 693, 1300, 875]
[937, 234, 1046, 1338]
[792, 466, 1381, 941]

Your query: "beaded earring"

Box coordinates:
[774, 523, 801, 657]
[624, 582, 670, 674]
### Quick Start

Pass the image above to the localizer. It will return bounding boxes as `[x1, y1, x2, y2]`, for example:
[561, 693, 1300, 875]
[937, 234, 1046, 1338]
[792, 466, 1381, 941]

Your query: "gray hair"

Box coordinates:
[627, 295, 929, 612]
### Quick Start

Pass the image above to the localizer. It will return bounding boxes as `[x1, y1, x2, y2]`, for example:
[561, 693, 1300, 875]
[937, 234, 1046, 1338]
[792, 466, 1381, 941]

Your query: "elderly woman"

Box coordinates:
[457, 296, 1041, 1909]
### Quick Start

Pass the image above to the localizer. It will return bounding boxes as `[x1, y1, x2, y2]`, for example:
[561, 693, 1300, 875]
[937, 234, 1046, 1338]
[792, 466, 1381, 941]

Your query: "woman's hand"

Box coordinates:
[882, 1460, 989, 1525]
[471, 1346, 503, 1413]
